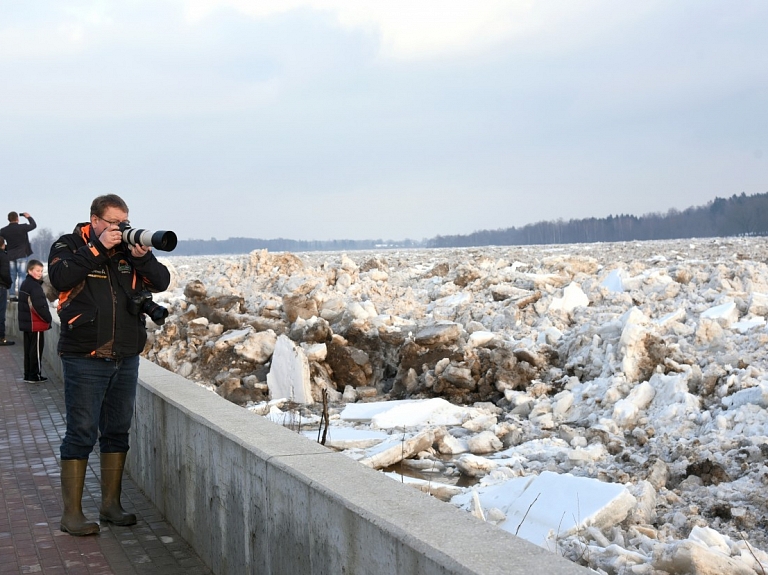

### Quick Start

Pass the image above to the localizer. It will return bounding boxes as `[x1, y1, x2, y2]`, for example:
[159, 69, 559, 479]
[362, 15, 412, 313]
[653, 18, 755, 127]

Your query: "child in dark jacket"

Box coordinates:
[19, 259, 52, 383]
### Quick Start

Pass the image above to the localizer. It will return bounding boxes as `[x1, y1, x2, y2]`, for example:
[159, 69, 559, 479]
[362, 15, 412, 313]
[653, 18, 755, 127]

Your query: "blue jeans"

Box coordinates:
[0, 287, 6, 338]
[60, 355, 140, 460]
[9, 257, 27, 296]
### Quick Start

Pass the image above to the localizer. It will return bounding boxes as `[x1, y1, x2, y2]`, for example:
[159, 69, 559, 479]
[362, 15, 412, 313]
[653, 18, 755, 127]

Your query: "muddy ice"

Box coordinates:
[145, 238, 768, 574]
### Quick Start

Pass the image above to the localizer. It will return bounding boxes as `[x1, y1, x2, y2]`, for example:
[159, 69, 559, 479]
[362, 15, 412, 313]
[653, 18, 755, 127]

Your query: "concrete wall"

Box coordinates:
[8, 304, 590, 575]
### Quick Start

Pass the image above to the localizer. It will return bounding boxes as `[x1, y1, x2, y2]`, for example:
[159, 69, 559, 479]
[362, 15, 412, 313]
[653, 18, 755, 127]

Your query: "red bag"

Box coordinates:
[30, 303, 51, 332]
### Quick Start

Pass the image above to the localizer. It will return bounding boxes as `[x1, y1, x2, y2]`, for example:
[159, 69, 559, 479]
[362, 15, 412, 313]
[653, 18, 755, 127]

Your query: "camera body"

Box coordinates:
[127, 289, 169, 325]
[118, 222, 177, 252]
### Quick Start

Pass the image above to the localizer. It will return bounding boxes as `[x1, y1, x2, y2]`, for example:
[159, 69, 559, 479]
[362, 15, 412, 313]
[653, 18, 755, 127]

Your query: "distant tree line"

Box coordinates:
[426, 192, 768, 248]
[173, 236, 423, 256]
[26, 192, 768, 259]
[30, 228, 59, 263]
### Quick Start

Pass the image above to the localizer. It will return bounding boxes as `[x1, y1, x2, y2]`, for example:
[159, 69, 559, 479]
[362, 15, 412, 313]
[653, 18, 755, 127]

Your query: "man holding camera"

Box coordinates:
[48, 194, 170, 536]
[0, 211, 36, 299]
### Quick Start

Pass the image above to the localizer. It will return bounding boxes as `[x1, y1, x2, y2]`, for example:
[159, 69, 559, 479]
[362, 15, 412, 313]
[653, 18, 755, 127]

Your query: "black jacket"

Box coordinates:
[0, 249, 10, 289]
[18, 275, 52, 332]
[0, 217, 36, 259]
[48, 222, 171, 358]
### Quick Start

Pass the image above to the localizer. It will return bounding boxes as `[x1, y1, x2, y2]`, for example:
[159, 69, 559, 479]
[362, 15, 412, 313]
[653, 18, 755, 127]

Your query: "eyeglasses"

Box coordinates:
[96, 215, 130, 227]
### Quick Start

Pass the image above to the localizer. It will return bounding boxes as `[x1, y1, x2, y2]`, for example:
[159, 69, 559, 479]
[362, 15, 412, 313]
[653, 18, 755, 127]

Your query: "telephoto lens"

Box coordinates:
[119, 223, 177, 251]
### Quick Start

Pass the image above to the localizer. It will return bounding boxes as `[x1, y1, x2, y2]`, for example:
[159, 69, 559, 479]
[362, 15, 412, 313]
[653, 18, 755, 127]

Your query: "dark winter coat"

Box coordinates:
[0, 249, 10, 289]
[48, 222, 171, 358]
[0, 217, 36, 259]
[19, 274, 52, 332]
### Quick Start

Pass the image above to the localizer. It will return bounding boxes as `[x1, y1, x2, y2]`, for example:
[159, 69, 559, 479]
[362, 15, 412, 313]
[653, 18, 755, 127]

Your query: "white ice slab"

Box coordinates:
[701, 301, 738, 326]
[723, 382, 768, 409]
[266, 334, 313, 404]
[452, 471, 636, 549]
[340, 397, 471, 429]
[601, 268, 627, 292]
[340, 399, 420, 422]
[549, 282, 589, 313]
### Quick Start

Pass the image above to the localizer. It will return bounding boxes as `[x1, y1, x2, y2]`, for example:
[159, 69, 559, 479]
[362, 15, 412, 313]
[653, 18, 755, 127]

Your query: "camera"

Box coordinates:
[127, 290, 169, 325]
[118, 222, 177, 252]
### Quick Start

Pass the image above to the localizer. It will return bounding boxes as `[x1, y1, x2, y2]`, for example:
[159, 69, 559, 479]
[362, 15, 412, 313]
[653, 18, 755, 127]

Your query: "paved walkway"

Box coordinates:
[0, 340, 213, 575]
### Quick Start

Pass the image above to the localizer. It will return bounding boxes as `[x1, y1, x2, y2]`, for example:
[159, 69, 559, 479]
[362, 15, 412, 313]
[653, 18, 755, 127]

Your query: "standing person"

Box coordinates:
[18, 260, 52, 382]
[0, 211, 37, 299]
[48, 194, 170, 536]
[0, 236, 14, 346]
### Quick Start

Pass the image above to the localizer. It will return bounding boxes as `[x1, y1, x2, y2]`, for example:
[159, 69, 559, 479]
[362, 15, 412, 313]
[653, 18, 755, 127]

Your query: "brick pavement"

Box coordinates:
[0, 341, 213, 575]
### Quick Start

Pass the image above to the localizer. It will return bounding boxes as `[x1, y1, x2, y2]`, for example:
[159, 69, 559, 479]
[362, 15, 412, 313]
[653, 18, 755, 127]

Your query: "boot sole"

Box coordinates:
[60, 523, 100, 536]
[99, 514, 137, 526]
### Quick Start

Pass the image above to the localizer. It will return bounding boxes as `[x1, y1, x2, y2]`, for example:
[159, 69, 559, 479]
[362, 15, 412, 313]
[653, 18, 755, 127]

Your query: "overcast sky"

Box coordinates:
[2, 1, 767, 242]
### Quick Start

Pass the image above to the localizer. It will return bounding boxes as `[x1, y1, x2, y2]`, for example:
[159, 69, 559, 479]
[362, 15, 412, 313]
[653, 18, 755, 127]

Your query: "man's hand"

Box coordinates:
[21, 212, 30, 218]
[130, 244, 151, 258]
[99, 225, 123, 249]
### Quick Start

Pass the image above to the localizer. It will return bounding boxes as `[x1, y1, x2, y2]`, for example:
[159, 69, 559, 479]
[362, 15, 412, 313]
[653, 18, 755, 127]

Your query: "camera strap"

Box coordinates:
[105, 250, 141, 303]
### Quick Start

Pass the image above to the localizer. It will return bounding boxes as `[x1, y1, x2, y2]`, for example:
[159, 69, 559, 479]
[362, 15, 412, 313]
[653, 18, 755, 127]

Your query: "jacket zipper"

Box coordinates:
[106, 264, 117, 355]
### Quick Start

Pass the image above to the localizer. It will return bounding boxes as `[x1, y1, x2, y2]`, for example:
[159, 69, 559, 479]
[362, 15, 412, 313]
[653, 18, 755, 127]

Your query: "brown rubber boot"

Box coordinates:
[99, 452, 137, 526]
[60, 459, 100, 536]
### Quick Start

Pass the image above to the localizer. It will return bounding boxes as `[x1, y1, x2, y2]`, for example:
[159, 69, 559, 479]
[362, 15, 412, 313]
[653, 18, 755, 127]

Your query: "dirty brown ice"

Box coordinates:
[143, 239, 768, 574]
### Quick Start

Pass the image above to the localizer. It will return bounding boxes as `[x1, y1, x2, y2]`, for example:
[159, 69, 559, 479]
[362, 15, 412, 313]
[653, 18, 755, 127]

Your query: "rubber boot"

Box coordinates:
[99, 452, 137, 526]
[60, 459, 100, 536]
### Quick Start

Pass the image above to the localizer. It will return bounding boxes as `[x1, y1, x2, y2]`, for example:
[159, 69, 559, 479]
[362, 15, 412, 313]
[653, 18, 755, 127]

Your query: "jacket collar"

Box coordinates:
[75, 222, 92, 243]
